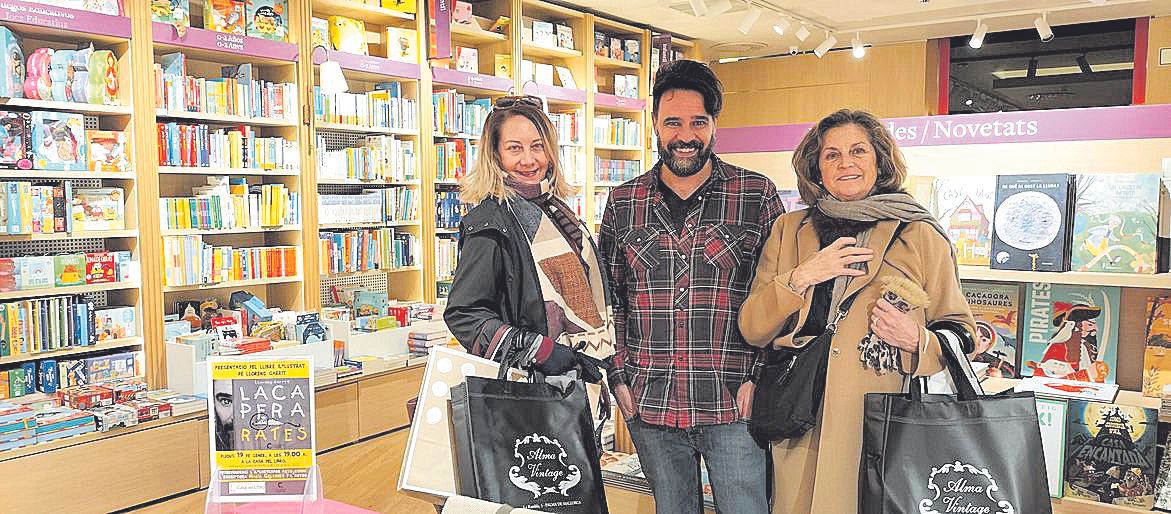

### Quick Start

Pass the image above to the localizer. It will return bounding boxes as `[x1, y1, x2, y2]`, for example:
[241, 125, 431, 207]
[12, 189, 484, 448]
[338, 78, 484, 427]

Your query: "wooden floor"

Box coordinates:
[130, 429, 437, 514]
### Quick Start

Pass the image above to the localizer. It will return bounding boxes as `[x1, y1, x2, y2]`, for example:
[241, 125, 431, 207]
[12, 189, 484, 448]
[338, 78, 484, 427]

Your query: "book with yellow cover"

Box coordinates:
[328, 16, 367, 55]
[205, 0, 246, 35]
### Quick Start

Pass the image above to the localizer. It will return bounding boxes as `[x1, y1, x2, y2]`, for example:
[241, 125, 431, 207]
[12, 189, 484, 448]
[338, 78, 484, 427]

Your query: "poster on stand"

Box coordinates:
[207, 356, 316, 503]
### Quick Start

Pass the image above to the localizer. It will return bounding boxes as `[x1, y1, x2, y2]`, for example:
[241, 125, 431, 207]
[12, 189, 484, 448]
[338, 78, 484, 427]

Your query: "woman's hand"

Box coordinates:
[870, 299, 921, 353]
[789, 237, 874, 292]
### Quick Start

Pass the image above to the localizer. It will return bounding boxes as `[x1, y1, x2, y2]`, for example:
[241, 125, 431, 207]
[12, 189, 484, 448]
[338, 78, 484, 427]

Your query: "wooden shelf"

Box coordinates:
[433, 132, 479, 139]
[322, 266, 423, 279]
[431, 68, 513, 95]
[521, 82, 587, 105]
[595, 93, 647, 111]
[435, 179, 459, 185]
[595, 55, 641, 70]
[0, 337, 143, 366]
[0, 229, 138, 241]
[311, 0, 416, 25]
[0, 2, 131, 44]
[436, 228, 459, 234]
[595, 144, 643, 151]
[0, 98, 132, 116]
[958, 266, 1171, 288]
[386, 220, 421, 227]
[156, 109, 296, 127]
[449, 23, 508, 44]
[158, 166, 300, 176]
[387, 266, 423, 273]
[320, 222, 388, 230]
[318, 177, 420, 185]
[312, 48, 421, 81]
[522, 42, 583, 59]
[161, 225, 302, 236]
[317, 122, 418, 136]
[0, 170, 135, 180]
[152, 22, 298, 65]
[0, 281, 140, 301]
[163, 276, 301, 293]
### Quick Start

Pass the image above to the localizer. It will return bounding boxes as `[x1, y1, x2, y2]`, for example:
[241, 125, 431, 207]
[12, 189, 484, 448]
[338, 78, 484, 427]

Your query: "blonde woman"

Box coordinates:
[445, 95, 615, 379]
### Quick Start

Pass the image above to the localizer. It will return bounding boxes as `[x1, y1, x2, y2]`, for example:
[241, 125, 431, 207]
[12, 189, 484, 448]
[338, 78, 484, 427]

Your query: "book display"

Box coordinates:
[311, 0, 424, 306]
[0, 1, 697, 511]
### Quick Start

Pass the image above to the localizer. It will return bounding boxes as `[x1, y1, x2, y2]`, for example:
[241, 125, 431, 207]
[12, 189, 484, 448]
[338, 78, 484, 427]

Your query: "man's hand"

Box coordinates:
[613, 383, 636, 420]
[736, 381, 755, 420]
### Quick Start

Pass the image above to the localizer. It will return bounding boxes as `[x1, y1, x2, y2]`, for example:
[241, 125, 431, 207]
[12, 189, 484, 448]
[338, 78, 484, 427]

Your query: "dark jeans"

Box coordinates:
[627, 417, 769, 514]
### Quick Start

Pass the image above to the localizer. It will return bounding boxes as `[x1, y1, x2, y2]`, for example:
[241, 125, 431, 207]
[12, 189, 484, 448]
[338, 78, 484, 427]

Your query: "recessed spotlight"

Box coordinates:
[794, 23, 811, 42]
[772, 17, 791, 36]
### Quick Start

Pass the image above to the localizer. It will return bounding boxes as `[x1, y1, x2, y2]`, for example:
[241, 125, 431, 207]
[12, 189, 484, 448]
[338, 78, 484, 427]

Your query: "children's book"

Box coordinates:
[1021, 282, 1120, 384]
[0, 27, 24, 99]
[328, 15, 366, 55]
[1142, 295, 1171, 397]
[932, 175, 996, 266]
[1064, 400, 1157, 509]
[151, 0, 191, 26]
[990, 173, 1074, 272]
[71, 187, 125, 231]
[86, 130, 129, 172]
[31, 111, 85, 171]
[556, 24, 574, 49]
[245, 0, 289, 42]
[0, 111, 31, 170]
[1071, 173, 1159, 274]
[205, 0, 246, 35]
[962, 281, 1021, 378]
[384, 27, 419, 63]
[455, 47, 478, 73]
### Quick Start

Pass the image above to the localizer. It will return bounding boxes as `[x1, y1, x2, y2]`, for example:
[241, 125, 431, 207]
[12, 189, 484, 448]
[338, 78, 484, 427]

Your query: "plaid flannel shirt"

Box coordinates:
[600, 156, 784, 428]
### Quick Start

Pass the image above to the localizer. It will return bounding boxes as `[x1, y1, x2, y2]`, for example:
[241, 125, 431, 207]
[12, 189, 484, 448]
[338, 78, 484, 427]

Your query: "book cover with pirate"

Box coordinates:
[1071, 173, 1159, 274]
[961, 281, 1022, 378]
[207, 356, 316, 502]
[932, 175, 996, 266]
[990, 173, 1074, 272]
[1064, 400, 1157, 508]
[1142, 295, 1171, 397]
[1021, 282, 1120, 384]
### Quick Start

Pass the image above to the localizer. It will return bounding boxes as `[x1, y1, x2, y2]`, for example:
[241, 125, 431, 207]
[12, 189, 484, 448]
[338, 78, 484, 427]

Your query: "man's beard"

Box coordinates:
[1081, 333, 1099, 360]
[660, 135, 714, 177]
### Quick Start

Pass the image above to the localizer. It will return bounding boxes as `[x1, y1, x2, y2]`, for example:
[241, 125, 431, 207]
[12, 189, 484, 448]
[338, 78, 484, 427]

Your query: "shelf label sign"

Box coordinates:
[216, 33, 246, 54]
[716, 104, 1171, 153]
[0, 1, 130, 39]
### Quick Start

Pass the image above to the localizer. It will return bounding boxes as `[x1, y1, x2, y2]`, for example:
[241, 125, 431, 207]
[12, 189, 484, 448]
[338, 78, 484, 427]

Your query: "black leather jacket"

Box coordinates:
[444, 198, 549, 363]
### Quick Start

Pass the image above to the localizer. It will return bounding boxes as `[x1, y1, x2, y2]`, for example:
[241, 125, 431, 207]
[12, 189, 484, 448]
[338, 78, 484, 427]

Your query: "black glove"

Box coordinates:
[533, 341, 577, 375]
[575, 353, 604, 384]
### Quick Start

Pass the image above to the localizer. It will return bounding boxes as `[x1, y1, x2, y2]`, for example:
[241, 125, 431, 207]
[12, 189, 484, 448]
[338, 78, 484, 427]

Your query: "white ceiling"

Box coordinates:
[564, 0, 1171, 59]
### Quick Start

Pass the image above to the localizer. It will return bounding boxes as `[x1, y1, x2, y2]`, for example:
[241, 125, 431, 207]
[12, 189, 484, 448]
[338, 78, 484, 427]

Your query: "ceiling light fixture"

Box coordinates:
[739, 6, 762, 34]
[1034, 12, 1054, 42]
[687, 0, 707, 16]
[851, 32, 865, 58]
[1089, 0, 1106, 5]
[814, 31, 837, 58]
[969, 19, 988, 49]
[772, 17, 791, 36]
[794, 23, 811, 42]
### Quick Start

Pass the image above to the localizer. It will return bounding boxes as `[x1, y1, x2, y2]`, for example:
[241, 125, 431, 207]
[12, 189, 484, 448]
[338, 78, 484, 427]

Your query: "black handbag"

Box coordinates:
[858, 329, 1052, 514]
[748, 223, 905, 446]
[747, 293, 857, 445]
[449, 344, 609, 514]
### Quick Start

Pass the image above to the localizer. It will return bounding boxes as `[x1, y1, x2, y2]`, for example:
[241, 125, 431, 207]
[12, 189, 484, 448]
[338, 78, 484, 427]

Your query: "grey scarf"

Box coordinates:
[816, 192, 949, 242]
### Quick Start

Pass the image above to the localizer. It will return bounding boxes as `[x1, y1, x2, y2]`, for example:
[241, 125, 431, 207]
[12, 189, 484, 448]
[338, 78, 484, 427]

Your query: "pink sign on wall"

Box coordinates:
[715, 104, 1171, 154]
[0, 1, 130, 39]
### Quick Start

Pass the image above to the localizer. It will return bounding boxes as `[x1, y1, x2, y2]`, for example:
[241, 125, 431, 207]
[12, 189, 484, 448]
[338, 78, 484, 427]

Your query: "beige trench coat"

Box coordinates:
[738, 212, 976, 514]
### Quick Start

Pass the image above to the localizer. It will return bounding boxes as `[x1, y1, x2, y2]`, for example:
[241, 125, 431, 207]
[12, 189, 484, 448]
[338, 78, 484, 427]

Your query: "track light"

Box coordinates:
[688, 0, 707, 16]
[814, 31, 837, 58]
[969, 20, 987, 49]
[738, 6, 762, 34]
[851, 32, 865, 59]
[1034, 12, 1054, 42]
[772, 17, 790, 36]
[707, 0, 732, 15]
[794, 23, 811, 42]
[1089, 0, 1106, 5]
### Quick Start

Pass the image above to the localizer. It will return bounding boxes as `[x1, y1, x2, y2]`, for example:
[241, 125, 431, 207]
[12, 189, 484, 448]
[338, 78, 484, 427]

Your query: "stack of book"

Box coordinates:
[434, 138, 475, 181]
[319, 228, 417, 275]
[157, 123, 299, 170]
[407, 328, 450, 355]
[161, 237, 299, 287]
[155, 56, 297, 122]
[595, 157, 641, 182]
[435, 190, 468, 229]
[593, 115, 641, 147]
[0, 402, 36, 451]
[314, 83, 418, 130]
[316, 134, 417, 182]
[160, 177, 301, 230]
[318, 192, 383, 225]
[142, 390, 204, 417]
[433, 90, 492, 136]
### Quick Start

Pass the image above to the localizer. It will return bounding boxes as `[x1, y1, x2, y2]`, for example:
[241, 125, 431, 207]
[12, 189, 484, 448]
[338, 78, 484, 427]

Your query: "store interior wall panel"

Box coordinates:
[1146, 16, 1171, 104]
[713, 42, 932, 127]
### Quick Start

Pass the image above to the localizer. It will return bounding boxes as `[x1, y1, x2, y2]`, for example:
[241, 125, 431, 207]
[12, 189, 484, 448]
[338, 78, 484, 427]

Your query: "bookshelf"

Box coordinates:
[0, 2, 147, 388]
[310, 0, 425, 306]
[148, 0, 307, 379]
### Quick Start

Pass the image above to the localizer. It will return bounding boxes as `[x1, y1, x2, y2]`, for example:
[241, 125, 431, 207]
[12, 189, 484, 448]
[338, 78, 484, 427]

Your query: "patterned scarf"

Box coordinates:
[506, 176, 615, 360]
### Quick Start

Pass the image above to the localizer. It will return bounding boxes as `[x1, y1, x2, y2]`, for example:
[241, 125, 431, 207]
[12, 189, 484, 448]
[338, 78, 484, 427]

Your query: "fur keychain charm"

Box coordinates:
[859, 276, 930, 374]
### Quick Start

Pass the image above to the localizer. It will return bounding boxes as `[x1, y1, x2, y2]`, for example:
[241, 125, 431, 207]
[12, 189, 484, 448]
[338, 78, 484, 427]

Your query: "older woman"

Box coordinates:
[738, 109, 976, 514]
[445, 95, 613, 378]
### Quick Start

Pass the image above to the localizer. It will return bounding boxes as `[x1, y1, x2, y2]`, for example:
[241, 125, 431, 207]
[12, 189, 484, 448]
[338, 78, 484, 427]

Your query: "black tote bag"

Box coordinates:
[449, 349, 608, 514]
[858, 331, 1052, 514]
